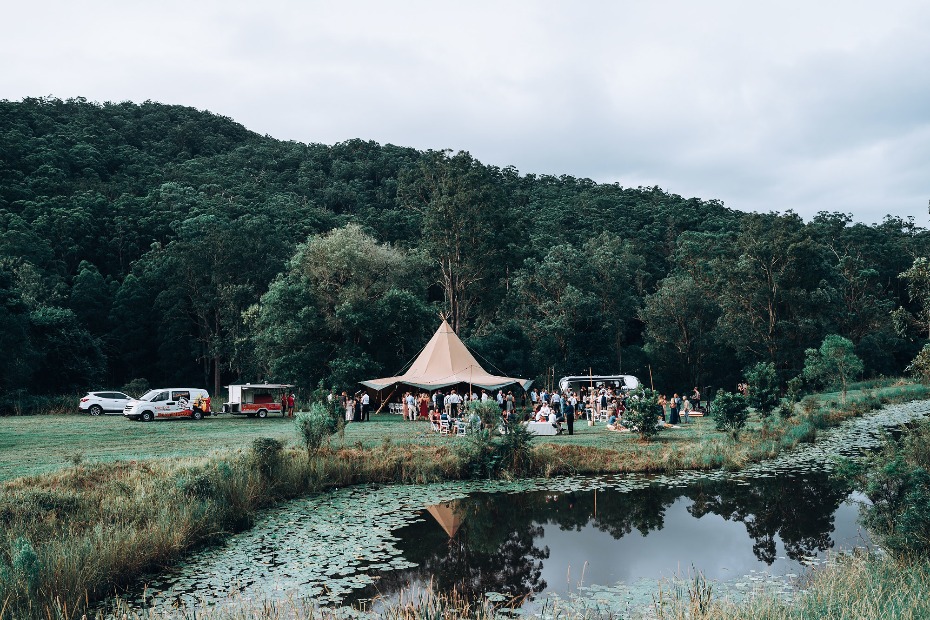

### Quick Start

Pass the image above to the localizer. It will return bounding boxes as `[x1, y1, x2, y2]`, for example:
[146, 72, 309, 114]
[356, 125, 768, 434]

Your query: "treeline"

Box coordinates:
[1, 97, 928, 408]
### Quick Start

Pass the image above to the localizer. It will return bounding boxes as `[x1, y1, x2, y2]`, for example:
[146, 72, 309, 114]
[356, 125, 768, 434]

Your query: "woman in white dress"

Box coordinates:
[345, 395, 355, 422]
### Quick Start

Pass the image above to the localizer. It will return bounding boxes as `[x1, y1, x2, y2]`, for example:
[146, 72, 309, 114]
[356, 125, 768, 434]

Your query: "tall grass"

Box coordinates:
[654, 552, 930, 620]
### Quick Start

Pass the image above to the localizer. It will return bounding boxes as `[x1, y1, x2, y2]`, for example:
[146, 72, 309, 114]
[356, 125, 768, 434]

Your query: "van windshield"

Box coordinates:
[139, 390, 161, 402]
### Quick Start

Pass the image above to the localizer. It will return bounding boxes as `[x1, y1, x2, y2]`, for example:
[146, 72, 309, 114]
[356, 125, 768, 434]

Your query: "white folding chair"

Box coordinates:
[439, 420, 451, 435]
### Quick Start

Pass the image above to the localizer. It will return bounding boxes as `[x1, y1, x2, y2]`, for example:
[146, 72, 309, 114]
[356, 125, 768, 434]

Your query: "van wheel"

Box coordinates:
[141, 411, 153, 422]
[257, 409, 268, 419]
[192, 410, 203, 420]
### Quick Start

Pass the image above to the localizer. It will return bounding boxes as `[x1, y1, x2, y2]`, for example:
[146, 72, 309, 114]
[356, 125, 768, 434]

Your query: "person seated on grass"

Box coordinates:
[607, 420, 630, 432]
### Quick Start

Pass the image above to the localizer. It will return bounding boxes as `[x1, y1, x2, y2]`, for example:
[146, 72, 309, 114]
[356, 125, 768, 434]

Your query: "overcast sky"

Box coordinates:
[3, 1, 928, 226]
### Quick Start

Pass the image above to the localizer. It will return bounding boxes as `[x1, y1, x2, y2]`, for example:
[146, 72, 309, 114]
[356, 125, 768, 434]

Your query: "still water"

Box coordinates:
[120, 400, 930, 615]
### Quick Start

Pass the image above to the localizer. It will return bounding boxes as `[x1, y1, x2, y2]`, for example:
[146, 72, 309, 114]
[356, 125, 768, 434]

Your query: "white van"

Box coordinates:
[124, 388, 212, 422]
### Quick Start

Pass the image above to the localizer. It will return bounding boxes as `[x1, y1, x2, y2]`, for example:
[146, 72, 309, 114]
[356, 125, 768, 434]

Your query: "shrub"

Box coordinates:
[710, 390, 749, 439]
[494, 420, 535, 476]
[776, 401, 795, 419]
[744, 362, 780, 417]
[786, 375, 806, 405]
[905, 343, 930, 385]
[839, 421, 930, 559]
[295, 404, 338, 460]
[627, 387, 660, 441]
[250, 437, 284, 481]
[468, 399, 504, 430]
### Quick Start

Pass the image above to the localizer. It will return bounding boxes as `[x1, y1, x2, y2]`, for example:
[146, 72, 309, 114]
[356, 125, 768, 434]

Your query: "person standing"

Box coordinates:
[562, 393, 575, 435]
[419, 393, 429, 419]
[345, 394, 355, 422]
[360, 391, 370, 421]
[281, 392, 288, 417]
[436, 391, 446, 418]
[670, 393, 681, 425]
[681, 395, 692, 424]
[447, 389, 462, 418]
[287, 393, 296, 417]
[406, 391, 417, 420]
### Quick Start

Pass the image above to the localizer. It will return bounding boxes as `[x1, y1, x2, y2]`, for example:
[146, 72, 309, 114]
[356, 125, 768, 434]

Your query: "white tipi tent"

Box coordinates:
[360, 320, 532, 391]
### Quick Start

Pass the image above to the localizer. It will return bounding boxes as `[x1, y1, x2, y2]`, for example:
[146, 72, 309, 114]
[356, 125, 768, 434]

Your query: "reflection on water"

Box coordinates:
[349, 470, 861, 607]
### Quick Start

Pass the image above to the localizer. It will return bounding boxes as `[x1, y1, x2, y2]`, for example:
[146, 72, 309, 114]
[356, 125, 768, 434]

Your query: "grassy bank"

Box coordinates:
[1, 380, 928, 619]
[651, 551, 930, 620]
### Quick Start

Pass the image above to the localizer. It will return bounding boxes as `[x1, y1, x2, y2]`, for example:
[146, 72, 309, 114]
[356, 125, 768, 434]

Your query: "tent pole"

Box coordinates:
[375, 387, 397, 415]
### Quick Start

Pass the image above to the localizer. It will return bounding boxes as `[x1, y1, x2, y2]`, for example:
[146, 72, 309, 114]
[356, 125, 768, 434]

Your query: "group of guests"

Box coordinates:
[355, 383, 705, 434]
[399, 388, 523, 421]
[328, 390, 372, 422]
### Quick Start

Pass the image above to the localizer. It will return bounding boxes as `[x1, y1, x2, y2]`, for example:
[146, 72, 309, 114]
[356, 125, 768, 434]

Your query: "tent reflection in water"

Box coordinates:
[426, 501, 465, 539]
[360, 320, 532, 394]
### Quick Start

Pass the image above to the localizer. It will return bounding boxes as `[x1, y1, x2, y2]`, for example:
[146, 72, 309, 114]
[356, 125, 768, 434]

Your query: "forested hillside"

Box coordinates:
[1, 97, 927, 407]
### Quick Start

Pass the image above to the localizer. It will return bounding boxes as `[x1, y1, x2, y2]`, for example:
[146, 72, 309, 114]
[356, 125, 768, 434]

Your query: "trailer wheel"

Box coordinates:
[192, 410, 203, 420]
[257, 409, 268, 419]
[141, 411, 153, 422]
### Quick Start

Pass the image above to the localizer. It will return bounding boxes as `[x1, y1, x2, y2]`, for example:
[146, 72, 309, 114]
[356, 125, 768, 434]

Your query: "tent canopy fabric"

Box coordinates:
[360, 320, 532, 392]
[426, 501, 465, 538]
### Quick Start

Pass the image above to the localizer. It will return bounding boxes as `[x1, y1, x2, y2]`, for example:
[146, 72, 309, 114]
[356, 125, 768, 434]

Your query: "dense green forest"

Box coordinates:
[1, 97, 928, 409]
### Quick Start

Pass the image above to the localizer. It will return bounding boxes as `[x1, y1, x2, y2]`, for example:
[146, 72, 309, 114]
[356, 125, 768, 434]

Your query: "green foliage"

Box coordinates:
[627, 387, 661, 441]
[839, 421, 930, 559]
[468, 398, 504, 430]
[120, 378, 150, 398]
[7, 536, 41, 599]
[905, 343, 930, 384]
[294, 404, 338, 460]
[461, 420, 536, 479]
[249, 437, 285, 481]
[0, 98, 927, 402]
[710, 390, 749, 439]
[804, 334, 864, 403]
[744, 361, 780, 417]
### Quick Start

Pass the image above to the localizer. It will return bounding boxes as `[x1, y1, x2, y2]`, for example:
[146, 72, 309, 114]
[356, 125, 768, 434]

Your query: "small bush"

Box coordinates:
[468, 399, 504, 429]
[627, 387, 661, 441]
[801, 394, 820, 414]
[744, 361, 780, 417]
[777, 401, 795, 419]
[295, 404, 337, 460]
[710, 390, 749, 440]
[250, 437, 284, 480]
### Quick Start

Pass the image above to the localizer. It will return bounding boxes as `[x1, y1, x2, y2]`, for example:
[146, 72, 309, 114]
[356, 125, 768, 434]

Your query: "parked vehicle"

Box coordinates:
[79, 391, 132, 416]
[222, 383, 293, 418]
[124, 388, 211, 422]
[558, 374, 641, 393]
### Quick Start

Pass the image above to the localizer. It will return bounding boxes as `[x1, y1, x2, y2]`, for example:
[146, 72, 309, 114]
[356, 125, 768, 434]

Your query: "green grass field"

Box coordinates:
[0, 410, 714, 482]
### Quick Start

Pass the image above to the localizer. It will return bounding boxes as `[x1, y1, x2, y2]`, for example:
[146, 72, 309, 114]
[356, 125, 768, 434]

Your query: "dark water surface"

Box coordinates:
[347, 472, 864, 609]
[118, 400, 930, 615]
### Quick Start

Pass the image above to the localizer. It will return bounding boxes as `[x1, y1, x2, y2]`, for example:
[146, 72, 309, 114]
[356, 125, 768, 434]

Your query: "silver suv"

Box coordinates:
[79, 391, 132, 416]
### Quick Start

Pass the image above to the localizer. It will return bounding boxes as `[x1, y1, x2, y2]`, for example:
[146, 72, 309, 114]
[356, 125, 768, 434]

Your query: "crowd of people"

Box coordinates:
[341, 384, 706, 435]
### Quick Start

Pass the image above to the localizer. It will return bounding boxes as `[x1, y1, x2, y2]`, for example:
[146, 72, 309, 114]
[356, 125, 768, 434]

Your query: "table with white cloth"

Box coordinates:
[525, 421, 559, 436]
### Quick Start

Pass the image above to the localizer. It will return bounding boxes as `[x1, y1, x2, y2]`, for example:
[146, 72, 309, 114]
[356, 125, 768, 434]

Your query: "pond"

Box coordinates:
[117, 400, 930, 617]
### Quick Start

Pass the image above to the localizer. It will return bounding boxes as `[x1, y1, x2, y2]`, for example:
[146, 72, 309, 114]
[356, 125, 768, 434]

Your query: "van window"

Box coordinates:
[153, 391, 169, 401]
[172, 390, 191, 401]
